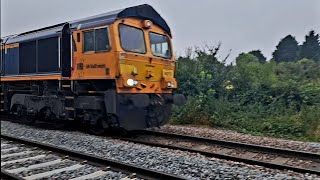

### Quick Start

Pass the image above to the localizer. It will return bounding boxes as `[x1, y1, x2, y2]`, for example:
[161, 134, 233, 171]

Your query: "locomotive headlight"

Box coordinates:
[146, 20, 152, 27]
[133, 80, 139, 86]
[143, 20, 152, 28]
[127, 79, 135, 86]
[167, 82, 174, 88]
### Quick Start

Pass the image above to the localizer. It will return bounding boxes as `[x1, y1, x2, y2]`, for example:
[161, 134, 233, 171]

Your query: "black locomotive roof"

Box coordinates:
[70, 4, 171, 35]
[2, 4, 171, 45]
[3, 24, 66, 44]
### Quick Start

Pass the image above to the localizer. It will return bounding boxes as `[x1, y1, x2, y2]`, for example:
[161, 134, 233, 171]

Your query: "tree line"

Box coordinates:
[172, 30, 320, 142]
[249, 30, 320, 63]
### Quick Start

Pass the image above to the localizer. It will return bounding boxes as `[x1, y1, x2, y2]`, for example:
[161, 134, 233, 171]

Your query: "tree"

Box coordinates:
[236, 53, 259, 65]
[300, 30, 320, 62]
[272, 35, 299, 63]
[248, 50, 267, 63]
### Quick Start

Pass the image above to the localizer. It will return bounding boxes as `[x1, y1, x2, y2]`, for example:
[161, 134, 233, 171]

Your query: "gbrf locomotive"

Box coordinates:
[0, 4, 185, 134]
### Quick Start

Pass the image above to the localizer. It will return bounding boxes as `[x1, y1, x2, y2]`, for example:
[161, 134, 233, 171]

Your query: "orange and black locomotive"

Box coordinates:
[0, 4, 185, 134]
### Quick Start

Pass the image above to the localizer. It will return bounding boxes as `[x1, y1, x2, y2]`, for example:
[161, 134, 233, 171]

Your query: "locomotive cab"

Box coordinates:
[115, 19, 176, 94]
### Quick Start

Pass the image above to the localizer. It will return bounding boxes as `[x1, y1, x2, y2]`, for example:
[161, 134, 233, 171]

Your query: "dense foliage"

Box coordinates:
[172, 31, 320, 142]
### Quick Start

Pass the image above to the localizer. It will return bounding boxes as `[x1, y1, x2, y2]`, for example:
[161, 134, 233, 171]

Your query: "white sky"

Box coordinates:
[1, 0, 320, 63]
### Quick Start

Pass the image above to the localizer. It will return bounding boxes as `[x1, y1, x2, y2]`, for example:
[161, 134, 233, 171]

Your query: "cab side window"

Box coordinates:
[84, 30, 94, 52]
[83, 27, 110, 52]
[95, 28, 110, 51]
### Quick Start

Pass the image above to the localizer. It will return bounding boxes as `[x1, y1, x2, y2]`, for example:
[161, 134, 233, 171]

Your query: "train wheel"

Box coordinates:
[24, 116, 36, 125]
[88, 118, 106, 135]
[12, 104, 25, 120]
[11, 104, 33, 124]
[147, 104, 172, 127]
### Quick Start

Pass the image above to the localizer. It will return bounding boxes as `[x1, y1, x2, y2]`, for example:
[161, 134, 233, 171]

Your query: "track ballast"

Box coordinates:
[1, 134, 183, 180]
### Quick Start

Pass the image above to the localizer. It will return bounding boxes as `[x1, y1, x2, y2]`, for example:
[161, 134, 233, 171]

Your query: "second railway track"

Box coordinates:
[1, 134, 184, 180]
[118, 130, 320, 175]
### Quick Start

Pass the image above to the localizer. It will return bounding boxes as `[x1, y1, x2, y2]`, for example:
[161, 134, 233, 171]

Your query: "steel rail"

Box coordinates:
[135, 130, 320, 161]
[119, 130, 320, 175]
[1, 134, 184, 180]
[1, 169, 25, 180]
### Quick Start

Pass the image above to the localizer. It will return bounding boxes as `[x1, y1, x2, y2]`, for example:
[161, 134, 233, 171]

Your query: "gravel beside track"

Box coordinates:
[159, 125, 320, 153]
[1, 121, 319, 179]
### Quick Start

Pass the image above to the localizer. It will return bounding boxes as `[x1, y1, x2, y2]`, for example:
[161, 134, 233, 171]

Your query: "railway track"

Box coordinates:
[2, 116, 319, 177]
[118, 130, 320, 175]
[1, 134, 184, 180]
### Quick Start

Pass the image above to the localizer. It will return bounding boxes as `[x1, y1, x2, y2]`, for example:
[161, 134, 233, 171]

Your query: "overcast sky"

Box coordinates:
[1, 0, 320, 63]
